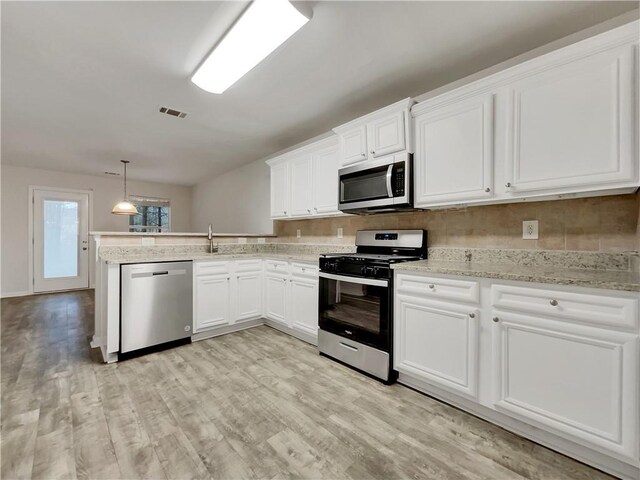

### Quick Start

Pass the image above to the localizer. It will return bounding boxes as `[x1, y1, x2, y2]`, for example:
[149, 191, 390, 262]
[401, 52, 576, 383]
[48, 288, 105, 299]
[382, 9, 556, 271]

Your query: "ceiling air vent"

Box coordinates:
[159, 106, 188, 118]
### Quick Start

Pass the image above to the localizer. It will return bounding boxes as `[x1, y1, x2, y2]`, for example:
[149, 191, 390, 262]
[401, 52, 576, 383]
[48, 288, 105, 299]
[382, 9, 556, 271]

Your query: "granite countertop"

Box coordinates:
[100, 252, 322, 265]
[392, 259, 640, 292]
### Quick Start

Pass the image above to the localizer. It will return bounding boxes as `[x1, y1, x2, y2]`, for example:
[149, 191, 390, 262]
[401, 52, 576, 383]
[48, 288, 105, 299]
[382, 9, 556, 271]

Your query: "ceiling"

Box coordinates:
[2, 1, 638, 186]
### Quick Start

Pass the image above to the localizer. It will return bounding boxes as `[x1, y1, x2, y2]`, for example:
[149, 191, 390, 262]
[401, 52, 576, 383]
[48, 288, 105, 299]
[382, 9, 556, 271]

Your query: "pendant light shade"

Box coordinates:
[111, 160, 138, 215]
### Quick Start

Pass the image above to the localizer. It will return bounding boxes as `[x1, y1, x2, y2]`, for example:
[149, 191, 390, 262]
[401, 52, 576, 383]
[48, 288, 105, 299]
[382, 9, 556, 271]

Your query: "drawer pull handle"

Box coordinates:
[550, 299, 558, 306]
[492, 317, 499, 323]
[469, 313, 475, 318]
[428, 284, 435, 289]
[339, 342, 358, 352]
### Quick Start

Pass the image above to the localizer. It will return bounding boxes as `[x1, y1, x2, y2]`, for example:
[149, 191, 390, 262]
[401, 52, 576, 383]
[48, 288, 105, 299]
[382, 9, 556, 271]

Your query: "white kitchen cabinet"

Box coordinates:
[504, 44, 636, 195]
[312, 144, 340, 214]
[289, 276, 319, 338]
[395, 292, 479, 398]
[367, 110, 406, 158]
[339, 125, 368, 166]
[266, 136, 341, 220]
[334, 98, 415, 167]
[492, 310, 638, 459]
[289, 153, 313, 217]
[270, 161, 289, 218]
[264, 273, 288, 326]
[234, 271, 262, 323]
[194, 274, 231, 332]
[413, 93, 494, 206]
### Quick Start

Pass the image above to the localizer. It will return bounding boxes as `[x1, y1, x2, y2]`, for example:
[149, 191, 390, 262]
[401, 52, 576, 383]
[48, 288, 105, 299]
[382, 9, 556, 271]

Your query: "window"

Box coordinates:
[128, 196, 171, 233]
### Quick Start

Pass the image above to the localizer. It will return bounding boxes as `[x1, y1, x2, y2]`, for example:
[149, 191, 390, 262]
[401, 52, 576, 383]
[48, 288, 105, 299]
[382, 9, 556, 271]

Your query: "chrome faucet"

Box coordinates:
[208, 224, 216, 254]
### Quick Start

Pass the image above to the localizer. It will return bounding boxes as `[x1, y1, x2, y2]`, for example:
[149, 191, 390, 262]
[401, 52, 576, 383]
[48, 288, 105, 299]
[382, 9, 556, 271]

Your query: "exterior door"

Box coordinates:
[33, 189, 89, 293]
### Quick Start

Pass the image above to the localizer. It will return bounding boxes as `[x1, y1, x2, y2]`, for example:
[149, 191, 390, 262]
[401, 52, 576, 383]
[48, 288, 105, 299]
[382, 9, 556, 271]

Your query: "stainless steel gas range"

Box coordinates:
[318, 229, 427, 383]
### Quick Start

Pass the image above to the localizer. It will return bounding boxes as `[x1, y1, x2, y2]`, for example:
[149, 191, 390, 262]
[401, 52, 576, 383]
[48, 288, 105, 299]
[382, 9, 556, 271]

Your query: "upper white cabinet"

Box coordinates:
[505, 44, 636, 195]
[339, 125, 368, 165]
[289, 153, 313, 217]
[414, 93, 495, 207]
[270, 162, 289, 218]
[334, 98, 415, 167]
[266, 136, 341, 220]
[411, 21, 639, 209]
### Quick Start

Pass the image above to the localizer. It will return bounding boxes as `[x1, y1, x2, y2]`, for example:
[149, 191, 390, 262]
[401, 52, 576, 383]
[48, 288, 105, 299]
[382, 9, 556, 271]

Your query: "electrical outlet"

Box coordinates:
[257, 237, 266, 244]
[523, 220, 539, 240]
[238, 237, 247, 244]
[337, 227, 343, 239]
[296, 229, 301, 239]
[141, 237, 155, 246]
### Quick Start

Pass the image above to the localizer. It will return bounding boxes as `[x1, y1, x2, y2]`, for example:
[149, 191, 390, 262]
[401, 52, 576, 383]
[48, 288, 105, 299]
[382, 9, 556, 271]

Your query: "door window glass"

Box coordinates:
[43, 200, 79, 278]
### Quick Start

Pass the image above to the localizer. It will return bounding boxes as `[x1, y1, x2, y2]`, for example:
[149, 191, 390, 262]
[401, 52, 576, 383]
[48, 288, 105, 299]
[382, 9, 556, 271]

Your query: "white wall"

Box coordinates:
[1, 164, 193, 297]
[191, 158, 272, 235]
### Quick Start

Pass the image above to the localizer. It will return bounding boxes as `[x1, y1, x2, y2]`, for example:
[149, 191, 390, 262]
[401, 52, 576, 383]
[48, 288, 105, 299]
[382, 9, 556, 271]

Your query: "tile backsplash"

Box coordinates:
[274, 193, 640, 253]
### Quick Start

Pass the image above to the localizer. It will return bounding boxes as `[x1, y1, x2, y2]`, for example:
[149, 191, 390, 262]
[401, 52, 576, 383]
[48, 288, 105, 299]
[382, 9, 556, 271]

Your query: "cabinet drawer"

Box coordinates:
[291, 262, 318, 279]
[265, 259, 290, 275]
[492, 284, 638, 330]
[395, 273, 480, 304]
[234, 258, 262, 273]
[195, 261, 230, 277]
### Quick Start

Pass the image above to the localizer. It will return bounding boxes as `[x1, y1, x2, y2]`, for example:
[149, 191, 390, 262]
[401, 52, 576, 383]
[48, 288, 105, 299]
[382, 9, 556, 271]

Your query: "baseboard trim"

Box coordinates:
[1, 291, 31, 299]
[191, 319, 264, 342]
[398, 373, 640, 480]
[263, 319, 318, 346]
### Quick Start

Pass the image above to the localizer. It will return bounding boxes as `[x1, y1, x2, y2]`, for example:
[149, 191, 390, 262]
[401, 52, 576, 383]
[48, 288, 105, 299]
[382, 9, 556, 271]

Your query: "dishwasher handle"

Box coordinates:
[131, 269, 188, 279]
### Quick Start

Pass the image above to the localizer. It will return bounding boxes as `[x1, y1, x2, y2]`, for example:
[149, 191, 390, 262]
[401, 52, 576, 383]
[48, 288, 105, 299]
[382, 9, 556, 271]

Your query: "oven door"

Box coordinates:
[338, 155, 410, 212]
[318, 272, 390, 351]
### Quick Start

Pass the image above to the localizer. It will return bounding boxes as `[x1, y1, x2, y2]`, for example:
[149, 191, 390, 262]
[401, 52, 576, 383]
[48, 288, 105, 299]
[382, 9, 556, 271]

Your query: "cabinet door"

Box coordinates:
[312, 145, 340, 215]
[270, 162, 290, 218]
[194, 274, 230, 332]
[505, 45, 636, 194]
[289, 154, 313, 217]
[339, 125, 368, 166]
[492, 311, 638, 459]
[264, 274, 287, 325]
[395, 296, 479, 398]
[414, 94, 494, 207]
[367, 110, 406, 158]
[234, 272, 262, 323]
[290, 278, 319, 338]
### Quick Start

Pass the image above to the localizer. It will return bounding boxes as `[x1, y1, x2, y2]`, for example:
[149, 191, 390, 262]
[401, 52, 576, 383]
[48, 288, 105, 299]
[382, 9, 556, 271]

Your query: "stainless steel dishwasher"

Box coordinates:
[121, 261, 193, 354]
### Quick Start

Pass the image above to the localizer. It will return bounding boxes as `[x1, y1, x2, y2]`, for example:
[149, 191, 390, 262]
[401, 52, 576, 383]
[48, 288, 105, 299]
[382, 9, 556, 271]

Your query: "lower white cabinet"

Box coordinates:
[395, 294, 479, 398]
[394, 270, 640, 475]
[264, 273, 288, 326]
[195, 274, 231, 331]
[492, 310, 638, 459]
[234, 270, 262, 323]
[289, 276, 319, 338]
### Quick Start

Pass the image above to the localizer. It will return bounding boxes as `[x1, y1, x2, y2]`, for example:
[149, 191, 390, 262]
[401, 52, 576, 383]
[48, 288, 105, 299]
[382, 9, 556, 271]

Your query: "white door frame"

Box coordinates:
[28, 186, 94, 294]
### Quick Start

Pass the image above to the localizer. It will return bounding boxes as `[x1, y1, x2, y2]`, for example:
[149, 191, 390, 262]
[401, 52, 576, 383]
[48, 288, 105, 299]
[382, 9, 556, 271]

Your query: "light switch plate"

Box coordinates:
[523, 220, 539, 240]
[337, 227, 343, 239]
[296, 229, 301, 239]
[141, 237, 155, 246]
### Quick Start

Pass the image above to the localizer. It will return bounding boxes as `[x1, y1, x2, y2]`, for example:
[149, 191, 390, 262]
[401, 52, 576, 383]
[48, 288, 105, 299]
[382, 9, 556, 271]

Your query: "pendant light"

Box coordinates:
[111, 160, 138, 215]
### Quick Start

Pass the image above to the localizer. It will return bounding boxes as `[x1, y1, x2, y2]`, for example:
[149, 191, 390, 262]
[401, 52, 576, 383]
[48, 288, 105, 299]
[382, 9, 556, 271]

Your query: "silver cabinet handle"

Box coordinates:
[428, 284, 435, 289]
[284, 211, 287, 215]
[493, 317, 499, 323]
[361, 153, 366, 157]
[485, 187, 491, 192]
[469, 313, 475, 318]
[314, 207, 317, 211]
[82, 247, 88, 251]
[370, 150, 375, 155]
[307, 209, 311, 213]
[550, 299, 558, 306]
[505, 182, 512, 188]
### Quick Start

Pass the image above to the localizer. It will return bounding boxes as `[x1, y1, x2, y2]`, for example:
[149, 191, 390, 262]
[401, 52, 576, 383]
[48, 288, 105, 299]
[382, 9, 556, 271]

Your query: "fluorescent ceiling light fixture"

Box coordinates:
[192, 0, 310, 94]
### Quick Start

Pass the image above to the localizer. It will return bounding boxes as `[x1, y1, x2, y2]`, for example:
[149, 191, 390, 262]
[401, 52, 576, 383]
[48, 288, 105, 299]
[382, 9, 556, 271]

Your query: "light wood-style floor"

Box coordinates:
[2, 291, 614, 480]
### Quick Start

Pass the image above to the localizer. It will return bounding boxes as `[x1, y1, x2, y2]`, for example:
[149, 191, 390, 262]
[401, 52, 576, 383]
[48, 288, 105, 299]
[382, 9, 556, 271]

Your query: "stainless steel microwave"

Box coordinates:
[338, 153, 413, 214]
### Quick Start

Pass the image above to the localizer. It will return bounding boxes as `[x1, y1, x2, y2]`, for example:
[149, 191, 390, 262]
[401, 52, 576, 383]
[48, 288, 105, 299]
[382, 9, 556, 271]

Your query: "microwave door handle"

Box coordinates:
[386, 164, 394, 197]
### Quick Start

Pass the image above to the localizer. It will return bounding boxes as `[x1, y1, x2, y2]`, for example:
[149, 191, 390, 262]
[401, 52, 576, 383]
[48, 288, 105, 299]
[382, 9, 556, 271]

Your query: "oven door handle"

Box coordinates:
[385, 164, 394, 198]
[319, 272, 388, 287]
